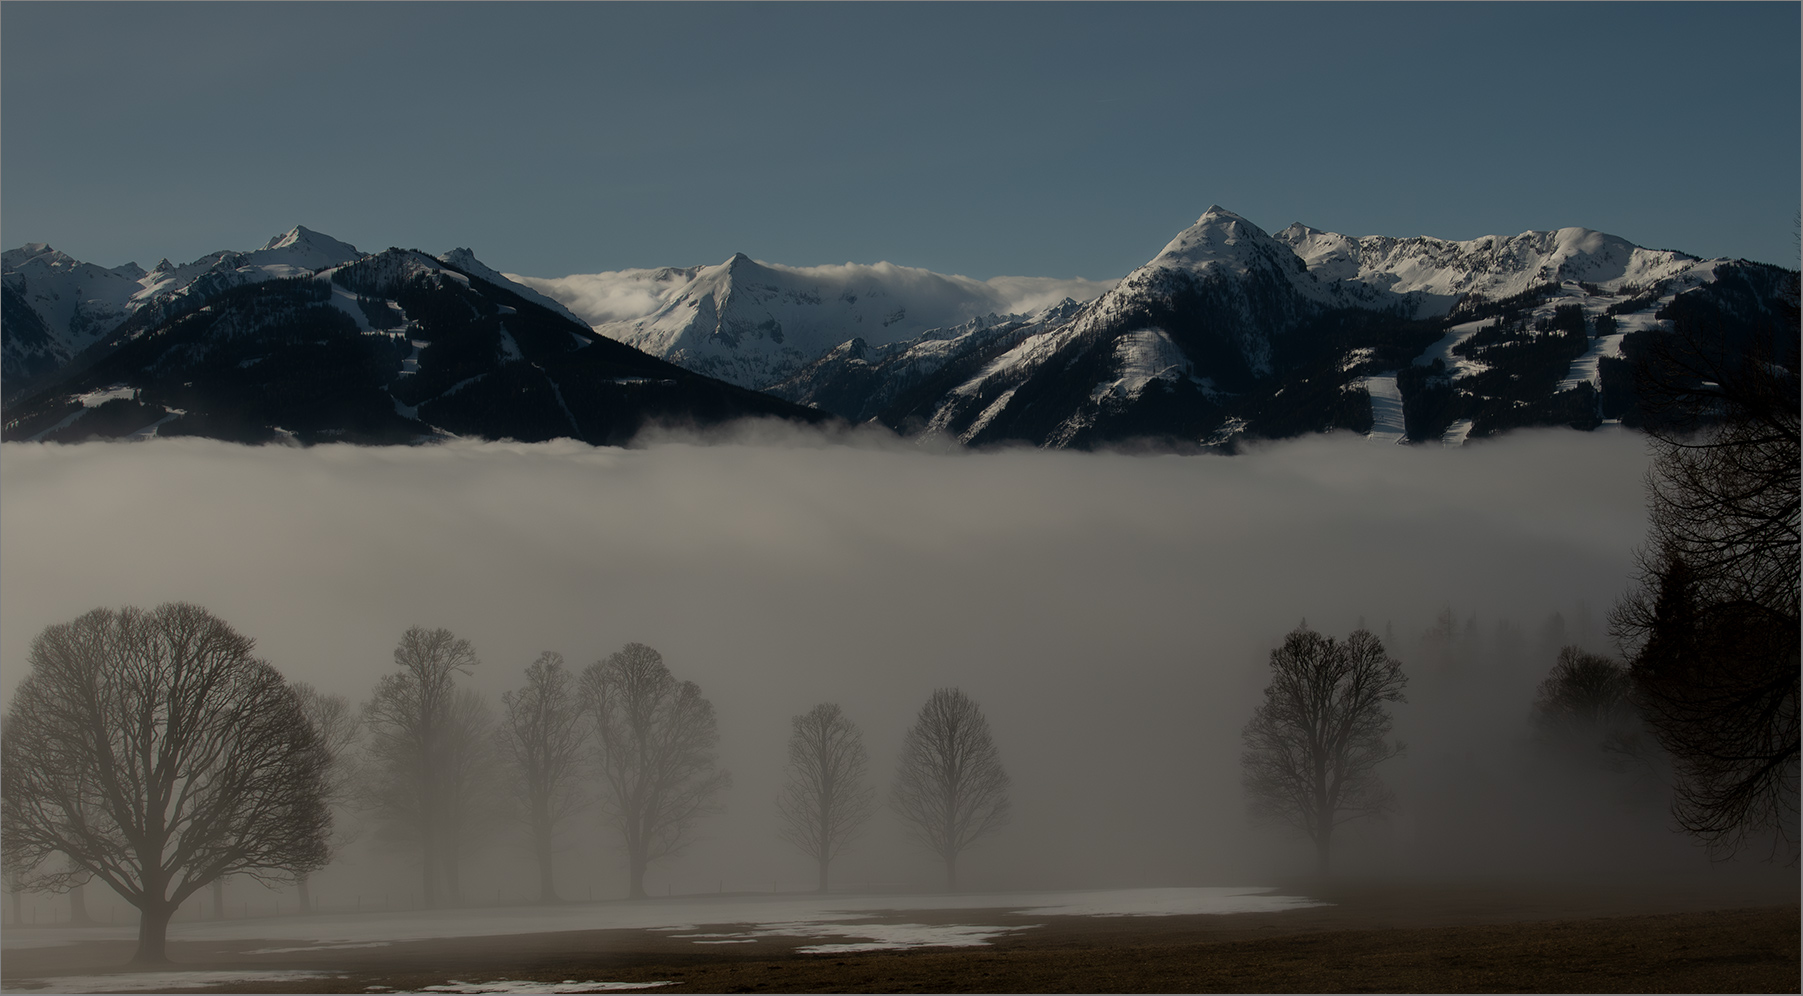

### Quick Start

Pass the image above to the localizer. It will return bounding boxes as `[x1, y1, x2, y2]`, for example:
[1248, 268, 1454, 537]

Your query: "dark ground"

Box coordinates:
[2, 878, 1796, 993]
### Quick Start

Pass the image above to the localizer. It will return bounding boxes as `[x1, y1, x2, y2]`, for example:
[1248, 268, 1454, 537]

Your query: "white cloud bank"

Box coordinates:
[509, 260, 1116, 329]
[1, 427, 1699, 896]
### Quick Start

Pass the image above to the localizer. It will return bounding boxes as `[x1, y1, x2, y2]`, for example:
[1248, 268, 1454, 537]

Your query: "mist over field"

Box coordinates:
[0, 426, 1735, 922]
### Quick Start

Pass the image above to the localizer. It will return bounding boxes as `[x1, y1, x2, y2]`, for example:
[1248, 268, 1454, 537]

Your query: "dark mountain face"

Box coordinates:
[1, 248, 835, 446]
[762, 209, 1798, 453]
[5, 212, 1794, 452]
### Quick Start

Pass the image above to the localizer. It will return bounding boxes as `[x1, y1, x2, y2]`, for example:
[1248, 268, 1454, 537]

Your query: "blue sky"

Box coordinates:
[3, 2, 1797, 279]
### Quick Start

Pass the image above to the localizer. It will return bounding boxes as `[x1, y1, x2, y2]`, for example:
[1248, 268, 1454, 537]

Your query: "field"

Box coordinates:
[2, 878, 1795, 994]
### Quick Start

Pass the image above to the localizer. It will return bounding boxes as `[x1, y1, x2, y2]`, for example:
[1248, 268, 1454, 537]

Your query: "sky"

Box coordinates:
[2, 2, 1798, 282]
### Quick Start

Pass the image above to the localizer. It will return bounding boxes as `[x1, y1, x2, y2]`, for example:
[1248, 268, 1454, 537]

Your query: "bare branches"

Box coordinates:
[777, 703, 875, 892]
[1613, 276, 1800, 864]
[357, 626, 491, 907]
[498, 652, 588, 902]
[891, 688, 1010, 891]
[1240, 626, 1407, 875]
[0, 604, 329, 964]
[581, 643, 729, 900]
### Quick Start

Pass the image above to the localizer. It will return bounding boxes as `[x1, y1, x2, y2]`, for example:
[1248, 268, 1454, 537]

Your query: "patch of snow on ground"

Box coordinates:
[1413, 321, 1489, 378]
[1008, 886, 1323, 918]
[243, 940, 394, 954]
[0, 888, 1322, 958]
[1560, 332, 1626, 393]
[794, 923, 1033, 954]
[1443, 418, 1475, 447]
[1, 970, 341, 993]
[76, 386, 136, 407]
[960, 386, 1018, 443]
[1359, 372, 1406, 444]
[327, 284, 373, 332]
[416, 982, 669, 994]
[664, 920, 1034, 953]
[1090, 328, 1189, 403]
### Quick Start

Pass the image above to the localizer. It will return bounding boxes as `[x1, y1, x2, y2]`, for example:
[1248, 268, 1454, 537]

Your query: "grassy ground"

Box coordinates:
[3, 881, 1796, 994]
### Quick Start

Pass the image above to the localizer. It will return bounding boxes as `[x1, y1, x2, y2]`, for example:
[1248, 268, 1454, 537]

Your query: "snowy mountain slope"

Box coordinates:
[513, 257, 1114, 390]
[2, 243, 833, 446]
[882, 207, 1793, 450]
[5, 209, 1789, 451]
[1, 244, 148, 389]
[767, 299, 1086, 423]
[1, 227, 365, 398]
[1275, 222, 1715, 318]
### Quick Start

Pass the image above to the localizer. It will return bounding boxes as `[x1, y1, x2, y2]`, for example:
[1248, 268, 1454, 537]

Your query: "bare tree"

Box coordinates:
[1613, 276, 1800, 863]
[1532, 648, 1641, 754]
[581, 643, 729, 900]
[1241, 626, 1407, 876]
[292, 682, 363, 913]
[359, 626, 481, 908]
[498, 652, 588, 904]
[0, 604, 329, 964]
[892, 688, 1010, 891]
[777, 703, 875, 893]
[439, 686, 502, 904]
[65, 855, 94, 926]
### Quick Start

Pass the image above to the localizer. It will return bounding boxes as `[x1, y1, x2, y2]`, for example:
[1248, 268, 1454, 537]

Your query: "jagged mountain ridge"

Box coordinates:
[4, 209, 1791, 450]
[729, 207, 1784, 449]
[0, 235, 832, 446]
[2, 227, 366, 399]
[510, 255, 1115, 391]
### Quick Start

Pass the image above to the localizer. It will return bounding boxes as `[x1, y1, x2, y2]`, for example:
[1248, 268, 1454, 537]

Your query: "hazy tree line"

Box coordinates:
[0, 610, 1008, 963]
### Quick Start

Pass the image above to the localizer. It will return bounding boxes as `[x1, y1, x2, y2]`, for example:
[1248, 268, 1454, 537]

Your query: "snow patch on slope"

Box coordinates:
[1091, 329, 1190, 403]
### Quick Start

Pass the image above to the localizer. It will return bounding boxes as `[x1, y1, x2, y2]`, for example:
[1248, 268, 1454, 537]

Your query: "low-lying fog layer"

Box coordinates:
[0, 425, 1740, 924]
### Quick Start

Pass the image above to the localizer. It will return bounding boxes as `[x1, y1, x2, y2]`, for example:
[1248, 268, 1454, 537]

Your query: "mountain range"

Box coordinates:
[4, 209, 1794, 449]
[1, 231, 827, 445]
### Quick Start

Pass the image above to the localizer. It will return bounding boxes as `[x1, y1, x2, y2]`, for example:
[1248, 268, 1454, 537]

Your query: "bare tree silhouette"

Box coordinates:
[359, 626, 490, 907]
[777, 703, 875, 892]
[499, 652, 589, 903]
[1, 604, 329, 964]
[582, 643, 729, 900]
[1613, 271, 1799, 863]
[892, 688, 1010, 890]
[1241, 626, 1407, 876]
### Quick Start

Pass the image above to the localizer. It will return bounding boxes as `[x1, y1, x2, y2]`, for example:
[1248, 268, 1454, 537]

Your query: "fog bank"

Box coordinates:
[3, 427, 1722, 907]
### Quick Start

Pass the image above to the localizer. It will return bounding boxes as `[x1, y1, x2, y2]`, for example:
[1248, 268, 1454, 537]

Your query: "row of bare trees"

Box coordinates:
[0, 610, 1015, 964]
[779, 690, 1011, 893]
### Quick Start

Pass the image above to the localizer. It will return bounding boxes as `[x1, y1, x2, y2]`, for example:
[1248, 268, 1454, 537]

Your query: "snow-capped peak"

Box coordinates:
[1274, 220, 1707, 317]
[1145, 206, 1285, 275]
[255, 226, 364, 270]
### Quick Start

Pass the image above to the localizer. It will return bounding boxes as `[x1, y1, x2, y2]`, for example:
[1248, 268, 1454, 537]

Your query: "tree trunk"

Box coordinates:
[1315, 828, 1332, 877]
[132, 901, 174, 965]
[8, 887, 20, 926]
[944, 853, 958, 892]
[817, 856, 830, 894]
[211, 878, 225, 921]
[536, 822, 558, 904]
[627, 855, 648, 900]
[443, 848, 462, 906]
[70, 880, 94, 926]
[422, 852, 438, 909]
[297, 874, 313, 914]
